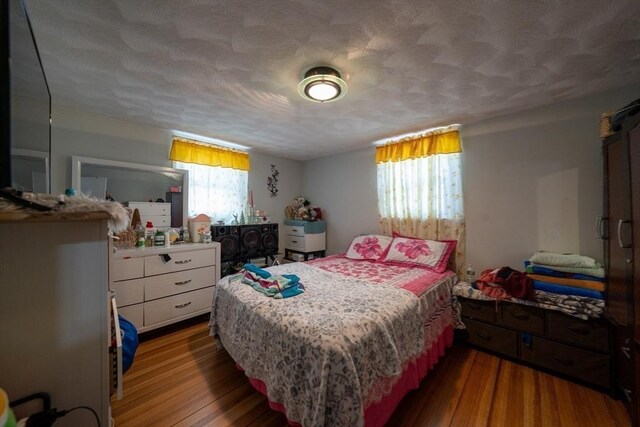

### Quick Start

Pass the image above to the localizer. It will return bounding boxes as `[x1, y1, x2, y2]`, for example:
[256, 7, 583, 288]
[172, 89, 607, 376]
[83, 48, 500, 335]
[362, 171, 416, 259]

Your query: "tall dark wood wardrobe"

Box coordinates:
[603, 108, 640, 424]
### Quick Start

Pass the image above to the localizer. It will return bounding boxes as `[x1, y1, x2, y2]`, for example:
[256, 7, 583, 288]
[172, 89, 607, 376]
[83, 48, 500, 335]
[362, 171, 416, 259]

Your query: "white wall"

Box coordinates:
[303, 84, 640, 272]
[50, 105, 304, 246]
[302, 148, 380, 254]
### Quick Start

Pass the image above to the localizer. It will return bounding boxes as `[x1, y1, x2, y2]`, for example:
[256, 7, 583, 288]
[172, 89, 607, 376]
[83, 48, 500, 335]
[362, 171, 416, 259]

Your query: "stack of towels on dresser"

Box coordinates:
[524, 251, 605, 318]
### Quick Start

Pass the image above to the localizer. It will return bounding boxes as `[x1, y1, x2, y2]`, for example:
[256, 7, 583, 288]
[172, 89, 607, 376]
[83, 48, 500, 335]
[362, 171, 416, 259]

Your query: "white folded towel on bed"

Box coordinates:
[529, 251, 597, 269]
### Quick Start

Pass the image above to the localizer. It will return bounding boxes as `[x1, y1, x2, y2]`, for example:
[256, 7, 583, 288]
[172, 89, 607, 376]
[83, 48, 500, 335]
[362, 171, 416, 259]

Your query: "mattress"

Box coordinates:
[210, 255, 458, 426]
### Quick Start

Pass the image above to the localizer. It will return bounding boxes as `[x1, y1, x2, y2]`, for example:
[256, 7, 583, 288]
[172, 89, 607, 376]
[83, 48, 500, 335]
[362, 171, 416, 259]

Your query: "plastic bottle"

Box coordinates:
[135, 223, 145, 247]
[466, 264, 476, 284]
[145, 221, 154, 247]
[154, 229, 165, 246]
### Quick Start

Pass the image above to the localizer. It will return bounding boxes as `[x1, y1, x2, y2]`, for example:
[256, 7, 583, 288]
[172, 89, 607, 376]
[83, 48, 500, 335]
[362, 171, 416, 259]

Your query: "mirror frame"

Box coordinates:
[11, 148, 49, 192]
[71, 155, 189, 227]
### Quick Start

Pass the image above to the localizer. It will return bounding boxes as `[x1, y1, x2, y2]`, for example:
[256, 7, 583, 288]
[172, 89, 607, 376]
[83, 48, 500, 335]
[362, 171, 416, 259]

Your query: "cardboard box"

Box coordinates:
[291, 253, 305, 262]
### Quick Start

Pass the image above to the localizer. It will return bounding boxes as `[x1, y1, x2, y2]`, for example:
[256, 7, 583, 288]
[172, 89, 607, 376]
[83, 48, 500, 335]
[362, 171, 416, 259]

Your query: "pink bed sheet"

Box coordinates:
[306, 254, 455, 296]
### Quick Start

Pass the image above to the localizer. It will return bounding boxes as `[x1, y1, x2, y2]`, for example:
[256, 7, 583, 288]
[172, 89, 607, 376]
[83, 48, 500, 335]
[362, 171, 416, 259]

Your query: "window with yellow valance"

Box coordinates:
[375, 129, 461, 164]
[169, 137, 250, 171]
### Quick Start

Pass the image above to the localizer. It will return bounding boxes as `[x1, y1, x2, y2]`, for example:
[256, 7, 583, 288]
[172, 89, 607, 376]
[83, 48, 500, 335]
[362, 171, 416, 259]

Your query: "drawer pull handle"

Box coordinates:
[551, 355, 574, 367]
[566, 326, 589, 335]
[175, 301, 192, 309]
[175, 259, 192, 264]
[291, 240, 298, 244]
[510, 313, 530, 321]
[623, 388, 633, 402]
[622, 345, 631, 359]
[174, 279, 192, 286]
[476, 332, 492, 341]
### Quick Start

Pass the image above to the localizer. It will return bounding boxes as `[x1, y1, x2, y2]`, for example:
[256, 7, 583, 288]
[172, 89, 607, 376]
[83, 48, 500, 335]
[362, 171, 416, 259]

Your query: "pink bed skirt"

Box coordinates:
[244, 325, 454, 427]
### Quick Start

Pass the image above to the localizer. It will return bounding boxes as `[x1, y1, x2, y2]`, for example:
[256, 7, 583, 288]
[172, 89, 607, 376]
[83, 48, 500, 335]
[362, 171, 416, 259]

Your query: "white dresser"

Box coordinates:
[284, 222, 326, 261]
[110, 242, 220, 332]
[125, 201, 172, 227]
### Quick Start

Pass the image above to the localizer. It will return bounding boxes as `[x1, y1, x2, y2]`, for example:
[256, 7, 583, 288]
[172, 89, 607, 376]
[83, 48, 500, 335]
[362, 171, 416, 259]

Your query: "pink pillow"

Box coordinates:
[381, 236, 456, 273]
[345, 234, 393, 260]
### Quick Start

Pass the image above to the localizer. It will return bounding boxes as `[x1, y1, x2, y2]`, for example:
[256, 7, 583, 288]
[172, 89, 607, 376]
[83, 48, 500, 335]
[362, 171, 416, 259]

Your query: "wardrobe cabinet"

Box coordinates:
[602, 110, 640, 424]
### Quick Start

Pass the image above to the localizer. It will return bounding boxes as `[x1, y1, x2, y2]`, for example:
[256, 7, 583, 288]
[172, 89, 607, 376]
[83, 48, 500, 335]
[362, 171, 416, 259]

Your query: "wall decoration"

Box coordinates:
[267, 164, 279, 197]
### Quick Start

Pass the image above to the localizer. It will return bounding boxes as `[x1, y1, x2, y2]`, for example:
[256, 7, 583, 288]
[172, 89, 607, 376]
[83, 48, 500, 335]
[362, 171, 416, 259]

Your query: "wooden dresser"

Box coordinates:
[110, 243, 220, 333]
[459, 297, 612, 390]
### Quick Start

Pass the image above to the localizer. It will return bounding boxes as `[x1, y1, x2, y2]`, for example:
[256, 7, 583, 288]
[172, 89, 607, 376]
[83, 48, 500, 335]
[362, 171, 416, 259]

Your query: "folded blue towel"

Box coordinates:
[244, 263, 271, 278]
[532, 280, 603, 300]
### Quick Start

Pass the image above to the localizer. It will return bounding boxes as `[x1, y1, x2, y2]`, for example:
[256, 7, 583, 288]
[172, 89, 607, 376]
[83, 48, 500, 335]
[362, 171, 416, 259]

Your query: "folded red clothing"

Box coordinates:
[475, 266, 535, 301]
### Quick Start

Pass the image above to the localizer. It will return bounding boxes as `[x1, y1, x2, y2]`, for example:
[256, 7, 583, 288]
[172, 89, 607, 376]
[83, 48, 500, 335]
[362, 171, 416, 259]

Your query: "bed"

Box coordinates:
[209, 249, 458, 427]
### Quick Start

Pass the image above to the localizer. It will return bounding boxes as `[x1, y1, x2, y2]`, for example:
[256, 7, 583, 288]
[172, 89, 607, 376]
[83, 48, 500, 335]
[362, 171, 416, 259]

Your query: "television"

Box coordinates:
[0, 0, 51, 192]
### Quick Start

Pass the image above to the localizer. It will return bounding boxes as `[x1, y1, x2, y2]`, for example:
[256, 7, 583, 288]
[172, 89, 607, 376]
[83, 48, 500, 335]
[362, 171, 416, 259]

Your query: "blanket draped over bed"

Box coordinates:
[210, 256, 456, 427]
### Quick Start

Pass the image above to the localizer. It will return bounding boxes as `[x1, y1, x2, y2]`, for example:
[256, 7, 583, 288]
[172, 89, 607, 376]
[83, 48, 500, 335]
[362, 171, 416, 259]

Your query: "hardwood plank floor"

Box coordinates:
[112, 316, 630, 426]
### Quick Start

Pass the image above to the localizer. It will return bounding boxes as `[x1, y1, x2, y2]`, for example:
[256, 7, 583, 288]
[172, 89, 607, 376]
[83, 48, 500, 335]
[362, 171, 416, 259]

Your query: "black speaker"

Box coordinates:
[260, 224, 279, 255]
[240, 226, 262, 258]
[212, 225, 240, 262]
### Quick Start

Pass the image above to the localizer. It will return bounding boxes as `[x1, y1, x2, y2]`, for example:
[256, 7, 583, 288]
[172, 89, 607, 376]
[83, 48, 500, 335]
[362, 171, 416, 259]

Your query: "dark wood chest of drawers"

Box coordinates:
[458, 297, 613, 390]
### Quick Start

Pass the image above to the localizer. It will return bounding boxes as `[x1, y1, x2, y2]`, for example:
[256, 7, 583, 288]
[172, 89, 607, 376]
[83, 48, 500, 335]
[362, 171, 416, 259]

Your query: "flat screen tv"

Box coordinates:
[0, 0, 51, 192]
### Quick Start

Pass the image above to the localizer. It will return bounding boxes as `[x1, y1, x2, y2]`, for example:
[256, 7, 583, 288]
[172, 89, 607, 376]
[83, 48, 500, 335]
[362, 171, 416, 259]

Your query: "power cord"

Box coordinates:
[18, 406, 100, 427]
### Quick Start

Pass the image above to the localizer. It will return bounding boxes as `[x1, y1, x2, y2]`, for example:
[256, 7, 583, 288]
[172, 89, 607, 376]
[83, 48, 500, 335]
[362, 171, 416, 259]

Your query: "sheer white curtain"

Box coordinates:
[377, 152, 465, 274]
[377, 153, 463, 221]
[174, 161, 247, 223]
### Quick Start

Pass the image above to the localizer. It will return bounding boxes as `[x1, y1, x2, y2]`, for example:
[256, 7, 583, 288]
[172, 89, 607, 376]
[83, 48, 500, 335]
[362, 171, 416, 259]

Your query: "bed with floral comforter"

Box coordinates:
[209, 255, 457, 427]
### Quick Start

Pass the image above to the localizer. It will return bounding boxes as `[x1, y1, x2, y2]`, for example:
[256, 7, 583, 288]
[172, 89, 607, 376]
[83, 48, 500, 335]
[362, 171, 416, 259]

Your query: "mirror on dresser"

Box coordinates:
[71, 156, 189, 227]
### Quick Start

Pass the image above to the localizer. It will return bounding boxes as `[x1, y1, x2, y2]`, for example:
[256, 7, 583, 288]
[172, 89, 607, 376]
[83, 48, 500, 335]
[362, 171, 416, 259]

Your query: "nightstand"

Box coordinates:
[283, 220, 326, 261]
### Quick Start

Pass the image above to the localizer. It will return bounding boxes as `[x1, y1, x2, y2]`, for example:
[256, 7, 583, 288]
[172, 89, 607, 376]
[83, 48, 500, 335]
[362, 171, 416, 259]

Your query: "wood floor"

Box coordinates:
[112, 316, 630, 426]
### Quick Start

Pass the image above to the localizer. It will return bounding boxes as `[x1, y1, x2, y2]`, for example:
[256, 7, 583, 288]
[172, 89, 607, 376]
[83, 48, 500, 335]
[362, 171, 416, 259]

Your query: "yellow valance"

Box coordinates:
[169, 137, 250, 171]
[375, 129, 461, 164]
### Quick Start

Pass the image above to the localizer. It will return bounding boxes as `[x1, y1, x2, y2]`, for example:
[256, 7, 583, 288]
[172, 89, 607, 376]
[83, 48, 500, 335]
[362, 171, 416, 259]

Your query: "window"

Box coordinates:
[376, 153, 463, 221]
[169, 135, 250, 223]
[375, 127, 464, 272]
[173, 161, 247, 222]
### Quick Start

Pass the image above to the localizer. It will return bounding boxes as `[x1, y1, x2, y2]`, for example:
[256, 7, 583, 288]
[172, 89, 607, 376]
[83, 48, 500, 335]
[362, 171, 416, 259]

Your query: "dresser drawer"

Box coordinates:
[284, 225, 305, 236]
[144, 215, 171, 228]
[112, 257, 144, 281]
[464, 319, 518, 359]
[144, 286, 213, 326]
[498, 302, 545, 335]
[144, 249, 215, 276]
[126, 202, 171, 216]
[285, 235, 306, 251]
[547, 311, 610, 352]
[520, 335, 610, 388]
[145, 266, 216, 301]
[111, 278, 144, 306]
[460, 298, 496, 323]
[118, 304, 143, 330]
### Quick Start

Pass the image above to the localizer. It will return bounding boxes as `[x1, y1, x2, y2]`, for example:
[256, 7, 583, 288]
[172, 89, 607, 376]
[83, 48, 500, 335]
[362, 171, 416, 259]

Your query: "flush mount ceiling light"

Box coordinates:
[298, 66, 348, 103]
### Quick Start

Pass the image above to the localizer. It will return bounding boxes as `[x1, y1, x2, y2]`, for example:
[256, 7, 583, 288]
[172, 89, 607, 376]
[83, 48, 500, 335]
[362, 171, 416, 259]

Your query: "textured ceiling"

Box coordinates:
[25, 0, 640, 160]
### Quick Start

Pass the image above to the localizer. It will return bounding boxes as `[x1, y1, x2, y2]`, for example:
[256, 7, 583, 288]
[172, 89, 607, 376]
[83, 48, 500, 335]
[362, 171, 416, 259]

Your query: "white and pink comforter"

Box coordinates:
[209, 256, 457, 426]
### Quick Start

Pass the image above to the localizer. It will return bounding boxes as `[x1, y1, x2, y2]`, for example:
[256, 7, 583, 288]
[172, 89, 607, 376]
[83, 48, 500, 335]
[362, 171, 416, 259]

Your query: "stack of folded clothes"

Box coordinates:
[524, 251, 605, 318]
[240, 263, 305, 299]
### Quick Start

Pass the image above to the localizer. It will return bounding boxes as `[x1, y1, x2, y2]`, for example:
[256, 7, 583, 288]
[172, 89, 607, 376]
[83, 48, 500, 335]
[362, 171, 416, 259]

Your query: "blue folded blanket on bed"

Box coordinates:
[241, 264, 304, 299]
[532, 280, 603, 300]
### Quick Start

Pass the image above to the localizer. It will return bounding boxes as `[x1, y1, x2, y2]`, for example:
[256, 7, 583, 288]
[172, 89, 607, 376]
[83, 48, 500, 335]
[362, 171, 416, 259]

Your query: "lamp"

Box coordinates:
[298, 66, 348, 103]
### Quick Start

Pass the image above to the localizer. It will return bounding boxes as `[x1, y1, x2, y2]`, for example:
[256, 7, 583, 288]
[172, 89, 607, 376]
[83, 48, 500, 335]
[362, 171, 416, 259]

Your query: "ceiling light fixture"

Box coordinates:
[298, 66, 348, 103]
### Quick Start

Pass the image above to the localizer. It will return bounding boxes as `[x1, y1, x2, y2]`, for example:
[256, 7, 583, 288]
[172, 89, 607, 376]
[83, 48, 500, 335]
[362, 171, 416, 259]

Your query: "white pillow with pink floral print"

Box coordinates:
[345, 234, 393, 261]
[381, 236, 456, 273]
